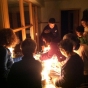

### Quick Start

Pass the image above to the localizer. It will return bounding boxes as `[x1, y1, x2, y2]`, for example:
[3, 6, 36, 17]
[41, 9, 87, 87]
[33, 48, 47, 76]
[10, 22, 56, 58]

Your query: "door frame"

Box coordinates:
[60, 8, 81, 38]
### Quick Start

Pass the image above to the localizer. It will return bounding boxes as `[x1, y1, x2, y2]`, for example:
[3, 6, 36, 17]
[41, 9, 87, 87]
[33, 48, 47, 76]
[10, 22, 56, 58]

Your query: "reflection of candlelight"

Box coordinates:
[34, 46, 61, 87]
[41, 55, 61, 86]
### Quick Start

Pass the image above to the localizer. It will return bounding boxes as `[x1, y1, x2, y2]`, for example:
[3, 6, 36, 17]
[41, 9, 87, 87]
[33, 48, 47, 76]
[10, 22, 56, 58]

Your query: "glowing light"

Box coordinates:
[41, 55, 61, 88]
[8, 47, 14, 58]
[34, 46, 61, 87]
[36, 33, 37, 36]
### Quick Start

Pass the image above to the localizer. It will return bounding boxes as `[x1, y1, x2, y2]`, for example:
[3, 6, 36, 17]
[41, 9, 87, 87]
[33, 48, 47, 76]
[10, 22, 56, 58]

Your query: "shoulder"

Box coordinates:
[50, 42, 58, 46]
[0, 46, 8, 55]
[69, 53, 83, 63]
[44, 25, 49, 29]
[35, 60, 42, 67]
[50, 42, 58, 49]
[54, 24, 58, 28]
[0, 46, 6, 51]
[80, 44, 88, 49]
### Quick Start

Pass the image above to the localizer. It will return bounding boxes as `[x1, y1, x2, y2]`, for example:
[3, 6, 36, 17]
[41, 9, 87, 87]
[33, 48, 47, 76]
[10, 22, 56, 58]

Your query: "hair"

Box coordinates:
[0, 28, 19, 47]
[63, 33, 80, 45]
[81, 17, 88, 22]
[41, 33, 53, 43]
[21, 38, 36, 55]
[75, 25, 84, 33]
[49, 18, 55, 23]
[59, 39, 73, 53]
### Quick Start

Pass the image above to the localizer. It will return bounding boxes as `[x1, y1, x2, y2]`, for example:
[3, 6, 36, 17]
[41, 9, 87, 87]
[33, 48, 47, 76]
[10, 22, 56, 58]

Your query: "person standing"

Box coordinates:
[40, 18, 60, 51]
[0, 28, 18, 87]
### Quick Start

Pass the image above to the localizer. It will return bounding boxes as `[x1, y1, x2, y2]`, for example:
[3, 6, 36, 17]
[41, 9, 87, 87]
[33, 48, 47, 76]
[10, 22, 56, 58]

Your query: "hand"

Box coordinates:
[41, 45, 45, 52]
[44, 29, 50, 33]
[51, 76, 58, 85]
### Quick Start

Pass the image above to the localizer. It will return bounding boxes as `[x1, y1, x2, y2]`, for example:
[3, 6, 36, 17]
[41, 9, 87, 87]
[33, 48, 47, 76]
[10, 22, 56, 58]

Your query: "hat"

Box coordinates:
[49, 18, 55, 23]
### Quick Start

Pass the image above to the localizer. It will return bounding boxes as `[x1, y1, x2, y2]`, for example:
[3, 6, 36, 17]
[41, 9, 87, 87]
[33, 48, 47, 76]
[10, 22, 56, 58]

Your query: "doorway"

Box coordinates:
[61, 9, 79, 38]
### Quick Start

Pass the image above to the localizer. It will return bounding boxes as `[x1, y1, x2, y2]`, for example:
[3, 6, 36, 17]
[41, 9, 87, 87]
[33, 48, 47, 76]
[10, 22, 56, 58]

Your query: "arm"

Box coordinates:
[7, 48, 14, 69]
[40, 42, 65, 61]
[40, 43, 58, 61]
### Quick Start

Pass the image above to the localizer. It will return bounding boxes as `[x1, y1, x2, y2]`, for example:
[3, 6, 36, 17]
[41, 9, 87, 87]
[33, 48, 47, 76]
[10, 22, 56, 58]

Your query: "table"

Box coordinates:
[42, 72, 60, 88]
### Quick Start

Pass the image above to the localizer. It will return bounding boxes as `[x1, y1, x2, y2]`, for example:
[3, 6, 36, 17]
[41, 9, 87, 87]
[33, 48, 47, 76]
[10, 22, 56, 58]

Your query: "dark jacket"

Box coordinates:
[40, 24, 60, 47]
[7, 56, 42, 88]
[55, 53, 84, 88]
[40, 42, 65, 62]
[0, 46, 14, 87]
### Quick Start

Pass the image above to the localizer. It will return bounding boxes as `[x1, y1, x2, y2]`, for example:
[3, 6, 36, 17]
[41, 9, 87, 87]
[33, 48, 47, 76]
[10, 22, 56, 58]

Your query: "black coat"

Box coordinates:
[0, 46, 14, 87]
[40, 24, 60, 47]
[7, 56, 42, 88]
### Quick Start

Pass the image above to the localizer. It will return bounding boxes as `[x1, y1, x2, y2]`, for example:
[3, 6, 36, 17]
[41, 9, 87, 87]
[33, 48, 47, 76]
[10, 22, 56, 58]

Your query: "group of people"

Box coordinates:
[0, 28, 42, 88]
[39, 17, 88, 88]
[0, 17, 88, 88]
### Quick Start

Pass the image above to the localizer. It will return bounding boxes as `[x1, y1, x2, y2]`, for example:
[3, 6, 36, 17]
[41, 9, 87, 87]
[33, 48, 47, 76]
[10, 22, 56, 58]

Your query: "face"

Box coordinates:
[81, 21, 88, 27]
[76, 31, 82, 37]
[49, 23, 55, 29]
[59, 48, 67, 57]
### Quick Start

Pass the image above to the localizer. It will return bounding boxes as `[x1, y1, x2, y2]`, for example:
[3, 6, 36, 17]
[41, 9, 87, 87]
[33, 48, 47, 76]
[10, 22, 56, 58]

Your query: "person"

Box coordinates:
[81, 18, 88, 36]
[75, 25, 88, 45]
[81, 18, 88, 48]
[0, 28, 18, 87]
[7, 38, 42, 88]
[40, 33, 65, 62]
[63, 33, 88, 83]
[53, 39, 84, 88]
[40, 18, 60, 51]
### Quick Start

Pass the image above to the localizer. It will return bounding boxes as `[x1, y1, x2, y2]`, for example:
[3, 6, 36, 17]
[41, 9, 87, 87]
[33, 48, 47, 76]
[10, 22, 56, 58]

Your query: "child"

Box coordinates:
[75, 25, 88, 45]
[39, 18, 60, 51]
[40, 33, 65, 62]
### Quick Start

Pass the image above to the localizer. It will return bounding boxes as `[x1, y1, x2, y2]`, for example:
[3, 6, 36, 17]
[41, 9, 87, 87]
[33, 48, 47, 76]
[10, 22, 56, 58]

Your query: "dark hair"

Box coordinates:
[0, 28, 19, 47]
[21, 38, 36, 55]
[81, 17, 88, 22]
[59, 39, 73, 53]
[41, 33, 53, 43]
[49, 18, 55, 23]
[75, 25, 84, 33]
[63, 33, 80, 44]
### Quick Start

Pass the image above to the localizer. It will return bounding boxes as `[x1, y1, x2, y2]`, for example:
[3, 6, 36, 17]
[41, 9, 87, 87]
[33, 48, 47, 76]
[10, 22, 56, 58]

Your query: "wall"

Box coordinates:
[40, 0, 88, 38]
[28, 0, 44, 6]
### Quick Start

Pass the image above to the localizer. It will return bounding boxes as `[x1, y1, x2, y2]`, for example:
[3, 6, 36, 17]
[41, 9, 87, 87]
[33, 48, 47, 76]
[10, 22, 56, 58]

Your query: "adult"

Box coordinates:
[53, 39, 84, 88]
[7, 38, 42, 88]
[0, 28, 18, 87]
[63, 33, 88, 83]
